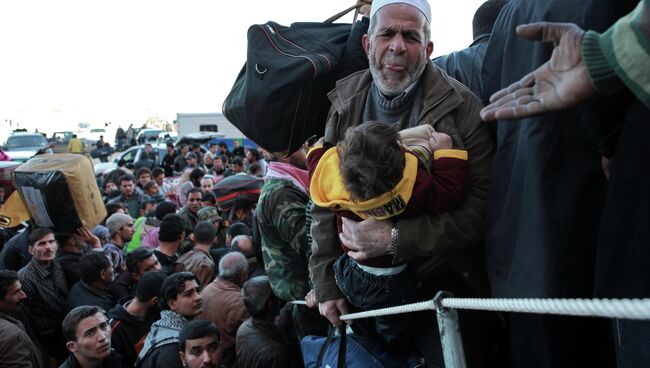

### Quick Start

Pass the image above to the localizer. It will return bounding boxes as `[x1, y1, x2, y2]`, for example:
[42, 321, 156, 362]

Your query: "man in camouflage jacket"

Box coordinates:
[256, 149, 328, 339]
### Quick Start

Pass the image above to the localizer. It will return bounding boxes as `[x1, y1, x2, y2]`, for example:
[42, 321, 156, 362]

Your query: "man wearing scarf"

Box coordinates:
[256, 147, 328, 340]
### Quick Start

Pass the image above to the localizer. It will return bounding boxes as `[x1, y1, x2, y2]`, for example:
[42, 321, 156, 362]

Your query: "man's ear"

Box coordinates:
[179, 351, 187, 367]
[66, 341, 78, 353]
[189, 233, 195, 242]
[425, 40, 434, 59]
[362, 33, 371, 55]
[149, 297, 159, 307]
[27, 246, 34, 257]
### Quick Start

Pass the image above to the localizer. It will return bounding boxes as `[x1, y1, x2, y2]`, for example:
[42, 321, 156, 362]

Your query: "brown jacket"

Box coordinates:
[0, 312, 46, 367]
[235, 319, 289, 368]
[199, 278, 250, 366]
[173, 248, 215, 287]
[310, 63, 494, 301]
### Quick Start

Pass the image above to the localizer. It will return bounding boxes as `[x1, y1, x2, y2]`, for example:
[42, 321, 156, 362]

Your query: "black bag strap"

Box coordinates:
[323, 0, 371, 24]
[316, 324, 348, 367]
[338, 324, 347, 367]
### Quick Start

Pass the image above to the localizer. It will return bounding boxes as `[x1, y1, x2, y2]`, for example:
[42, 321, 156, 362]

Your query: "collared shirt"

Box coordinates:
[18, 258, 68, 336]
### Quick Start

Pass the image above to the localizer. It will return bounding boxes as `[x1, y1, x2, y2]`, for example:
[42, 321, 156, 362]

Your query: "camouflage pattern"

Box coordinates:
[256, 178, 311, 301]
[257, 177, 328, 339]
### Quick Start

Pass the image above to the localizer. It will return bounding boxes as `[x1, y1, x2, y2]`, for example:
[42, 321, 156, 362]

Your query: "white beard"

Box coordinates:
[368, 44, 428, 97]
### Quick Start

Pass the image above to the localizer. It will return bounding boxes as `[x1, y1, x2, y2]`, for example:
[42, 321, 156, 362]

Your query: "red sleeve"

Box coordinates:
[409, 156, 469, 215]
[306, 146, 327, 182]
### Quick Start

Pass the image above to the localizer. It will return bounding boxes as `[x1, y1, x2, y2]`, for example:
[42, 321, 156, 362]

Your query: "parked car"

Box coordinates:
[93, 144, 169, 176]
[136, 129, 164, 144]
[48, 131, 95, 154]
[48, 131, 74, 153]
[94, 143, 207, 176]
[3, 133, 52, 162]
[174, 132, 226, 149]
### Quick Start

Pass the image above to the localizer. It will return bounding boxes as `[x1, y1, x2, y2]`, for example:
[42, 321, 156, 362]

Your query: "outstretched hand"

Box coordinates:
[480, 22, 597, 122]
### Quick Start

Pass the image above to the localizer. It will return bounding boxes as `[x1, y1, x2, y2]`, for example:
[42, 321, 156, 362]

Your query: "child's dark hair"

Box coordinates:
[338, 121, 405, 201]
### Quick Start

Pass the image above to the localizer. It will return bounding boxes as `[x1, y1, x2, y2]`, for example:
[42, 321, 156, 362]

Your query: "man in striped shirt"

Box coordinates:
[18, 227, 69, 362]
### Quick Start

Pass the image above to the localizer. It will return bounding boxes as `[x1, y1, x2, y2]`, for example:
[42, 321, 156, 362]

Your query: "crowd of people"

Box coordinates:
[0, 0, 648, 367]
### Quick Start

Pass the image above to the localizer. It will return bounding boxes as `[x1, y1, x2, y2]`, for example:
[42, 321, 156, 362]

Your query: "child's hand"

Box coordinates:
[430, 132, 452, 150]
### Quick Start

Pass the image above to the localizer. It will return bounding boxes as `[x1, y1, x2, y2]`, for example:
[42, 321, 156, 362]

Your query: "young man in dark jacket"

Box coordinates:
[108, 271, 166, 367]
[60, 305, 122, 368]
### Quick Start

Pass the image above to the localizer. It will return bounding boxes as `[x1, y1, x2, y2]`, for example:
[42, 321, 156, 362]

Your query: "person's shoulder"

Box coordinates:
[329, 68, 372, 100]
[0, 316, 26, 338]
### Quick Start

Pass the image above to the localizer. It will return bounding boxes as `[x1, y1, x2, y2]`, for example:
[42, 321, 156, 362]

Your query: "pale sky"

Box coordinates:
[0, 0, 484, 136]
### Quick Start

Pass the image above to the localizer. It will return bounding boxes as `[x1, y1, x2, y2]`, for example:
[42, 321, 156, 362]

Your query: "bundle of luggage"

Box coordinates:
[213, 174, 264, 213]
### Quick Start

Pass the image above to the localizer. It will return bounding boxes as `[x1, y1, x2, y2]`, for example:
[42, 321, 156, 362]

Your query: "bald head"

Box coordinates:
[231, 235, 254, 258]
[218, 252, 248, 286]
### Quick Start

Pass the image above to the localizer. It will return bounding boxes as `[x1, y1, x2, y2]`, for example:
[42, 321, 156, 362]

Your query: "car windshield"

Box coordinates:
[90, 129, 105, 133]
[7, 135, 47, 148]
[144, 130, 162, 137]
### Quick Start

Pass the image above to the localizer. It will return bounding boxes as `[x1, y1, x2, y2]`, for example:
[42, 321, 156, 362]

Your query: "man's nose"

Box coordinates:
[389, 34, 406, 53]
[99, 328, 109, 342]
[201, 349, 211, 362]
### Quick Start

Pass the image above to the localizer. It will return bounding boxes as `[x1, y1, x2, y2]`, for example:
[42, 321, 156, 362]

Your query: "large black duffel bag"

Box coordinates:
[223, 3, 369, 156]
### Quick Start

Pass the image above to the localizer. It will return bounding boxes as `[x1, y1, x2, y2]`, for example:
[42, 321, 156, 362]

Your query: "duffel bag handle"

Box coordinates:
[323, 0, 371, 24]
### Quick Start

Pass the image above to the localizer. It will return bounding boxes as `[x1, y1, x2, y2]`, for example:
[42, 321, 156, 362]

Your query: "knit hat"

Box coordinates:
[198, 206, 222, 223]
[91, 225, 110, 243]
[106, 213, 134, 236]
[370, 0, 431, 23]
[185, 152, 197, 160]
[135, 271, 167, 302]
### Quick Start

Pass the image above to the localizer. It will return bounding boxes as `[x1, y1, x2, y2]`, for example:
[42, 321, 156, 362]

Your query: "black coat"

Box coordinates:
[481, 1, 639, 367]
[59, 351, 122, 368]
[482, 0, 608, 299]
[108, 303, 157, 368]
[64, 281, 115, 315]
[137, 343, 182, 368]
[56, 251, 82, 288]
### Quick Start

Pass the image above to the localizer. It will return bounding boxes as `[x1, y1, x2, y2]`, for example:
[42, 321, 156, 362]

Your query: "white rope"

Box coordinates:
[442, 298, 650, 320]
[339, 297, 650, 321]
[340, 300, 435, 321]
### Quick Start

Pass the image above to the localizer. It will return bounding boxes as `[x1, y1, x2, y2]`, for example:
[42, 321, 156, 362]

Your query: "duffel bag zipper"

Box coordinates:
[269, 23, 333, 73]
[257, 24, 319, 79]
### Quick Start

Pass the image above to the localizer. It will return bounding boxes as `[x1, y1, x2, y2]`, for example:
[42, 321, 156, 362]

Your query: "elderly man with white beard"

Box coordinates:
[309, 0, 496, 366]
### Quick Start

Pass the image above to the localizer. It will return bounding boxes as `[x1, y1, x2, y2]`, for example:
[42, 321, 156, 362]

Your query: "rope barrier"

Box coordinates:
[340, 300, 434, 321]
[442, 298, 650, 320]
[339, 297, 650, 321]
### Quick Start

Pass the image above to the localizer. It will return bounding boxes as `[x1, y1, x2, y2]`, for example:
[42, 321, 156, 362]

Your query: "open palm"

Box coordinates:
[481, 22, 597, 121]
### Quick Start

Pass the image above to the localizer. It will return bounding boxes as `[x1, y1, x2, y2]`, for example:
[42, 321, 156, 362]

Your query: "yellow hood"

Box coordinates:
[309, 147, 418, 220]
